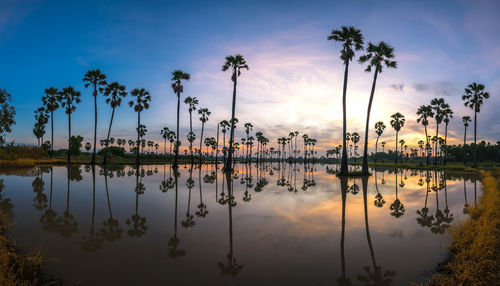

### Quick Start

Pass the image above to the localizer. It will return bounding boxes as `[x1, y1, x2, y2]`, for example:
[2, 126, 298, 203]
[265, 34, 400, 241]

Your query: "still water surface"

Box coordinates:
[1, 163, 480, 285]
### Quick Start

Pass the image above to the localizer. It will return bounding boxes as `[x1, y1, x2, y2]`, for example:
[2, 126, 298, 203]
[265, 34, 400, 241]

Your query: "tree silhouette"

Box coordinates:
[390, 170, 405, 218]
[430, 98, 448, 165]
[462, 116, 471, 165]
[80, 166, 103, 252]
[359, 41, 397, 174]
[222, 54, 249, 171]
[390, 112, 405, 164]
[462, 83, 490, 168]
[416, 105, 434, 165]
[184, 96, 198, 163]
[41, 87, 60, 158]
[100, 168, 123, 242]
[328, 26, 364, 175]
[198, 107, 211, 164]
[102, 82, 127, 165]
[128, 88, 151, 165]
[59, 86, 81, 163]
[171, 70, 191, 168]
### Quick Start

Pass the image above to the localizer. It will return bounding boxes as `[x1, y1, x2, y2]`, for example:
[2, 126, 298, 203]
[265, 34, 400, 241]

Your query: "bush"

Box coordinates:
[97, 146, 126, 157]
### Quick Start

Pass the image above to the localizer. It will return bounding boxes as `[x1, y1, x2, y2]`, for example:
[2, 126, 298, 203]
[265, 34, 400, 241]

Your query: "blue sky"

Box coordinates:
[0, 0, 499, 152]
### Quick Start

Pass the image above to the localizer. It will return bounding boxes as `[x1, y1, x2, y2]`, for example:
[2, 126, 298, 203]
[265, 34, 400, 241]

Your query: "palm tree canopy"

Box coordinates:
[59, 86, 81, 114]
[462, 82, 490, 112]
[222, 54, 249, 79]
[42, 87, 61, 112]
[390, 112, 405, 132]
[128, 88, 151, 112]
[171, 70, 190, 94]
[416, 105, 434, 126]
[198, 108, 211, 122]
[184, 96, 198, 112]
[462, 116, 471, 127]
[430, 98, 447, 123]
[327, 26, 364, 63]
[104, 82, 127, 108]
[443, 106, 454, 124]
[375, 121, 386, 136]
[83, 69, 107, 91]
[358, 41, 397, 73]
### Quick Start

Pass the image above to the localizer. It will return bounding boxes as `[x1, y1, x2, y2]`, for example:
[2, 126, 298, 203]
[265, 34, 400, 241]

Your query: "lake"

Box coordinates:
[0, 163, 480, 285]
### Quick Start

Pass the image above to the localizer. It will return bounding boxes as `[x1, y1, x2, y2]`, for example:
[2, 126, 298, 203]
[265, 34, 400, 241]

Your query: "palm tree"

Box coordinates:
[442, 106, 453, 164]
[198, 108, 211, 163]
[102, 82, 127, 165]
[171, 70, 191, 168]
[219, 120, 230, 163]
[83, 69, 107, 165]
[381, 141, 386, 153]
[222, 54, 249, 171]
[359, 41, 397, 175]
[33, 107, 49, 147]
[390, 112, 405, 164]
[327, 26, 364, 175]
[244, 123, 253, 161]
[128, 88, 151, 165]
[462, 83, 490, 168]
[416, 105, 434, 165]
[462, 116, 471, 165]
[430, 98, 447, 165]
[59, 87, 81, 163]
[399, 139, 405, 161]
[42, 87, 60, 158]
[161, 127, 170, 160]
[184, 96, 198, 163]
[374, 121, 386, 154]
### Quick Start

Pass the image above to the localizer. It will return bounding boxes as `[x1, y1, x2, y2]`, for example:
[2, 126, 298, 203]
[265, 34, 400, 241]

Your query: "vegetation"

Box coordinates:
[428, 170, 499, 285]
[0, 90, 16, 145]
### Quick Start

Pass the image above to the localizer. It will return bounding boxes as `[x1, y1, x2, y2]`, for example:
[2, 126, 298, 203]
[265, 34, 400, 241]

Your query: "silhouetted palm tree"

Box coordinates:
[222, 54, 249, 171]
[42, 87, 60, 157]
[416, 105, 434, 165]
[390, 112, 405, 164]
[198, 108, 211, 163]
[59, 87, 81, 163]
[102, 82, 127, 165]
[128, 88, 151, 165]
[171, 70, 191, 168]
[328, 26, 364, 175]
[430, 98, 447, 165]
[390, 170, 405, 218]
[184, 96, 198, 163]
[442, 106, 453, 164]
[359, 41, 397, 174]
[373, 121, 386, 156]
[83, 69, 107, 165]
[462, 83, 490, 167]
[462, 116, 471, 165]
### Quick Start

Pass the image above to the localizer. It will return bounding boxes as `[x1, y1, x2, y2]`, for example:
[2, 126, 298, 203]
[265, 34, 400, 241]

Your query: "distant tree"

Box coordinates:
[430, 98, 447, 165]
[416, 105, 434, 165]
[198, 108, 211, 163]
[462, 116, 471, 165]
[85, 142, 92, 152]
[171, 70, 190, 168]
[374, 121, 386, 154]
[69, 135, 84, 156]
[42, 87, 60, 157]
[83, 69, 107, 165]
[462, 83, 490, 168]
[103, 82, 127, 165]
[59, 86, 81, 163]
[128, 88, 151, 165]
[390, 112, 405, 163]
[184, 96, 198, 162]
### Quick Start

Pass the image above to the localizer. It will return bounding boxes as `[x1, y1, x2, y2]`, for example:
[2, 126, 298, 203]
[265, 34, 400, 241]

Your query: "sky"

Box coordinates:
[0, 0, 499, 154]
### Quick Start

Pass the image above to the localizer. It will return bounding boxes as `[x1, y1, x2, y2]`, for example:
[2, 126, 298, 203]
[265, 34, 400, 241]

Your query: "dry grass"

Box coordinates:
[427, 170, 500, 285]
[0, 159, 36, 168]
[0, 146, 47, 161]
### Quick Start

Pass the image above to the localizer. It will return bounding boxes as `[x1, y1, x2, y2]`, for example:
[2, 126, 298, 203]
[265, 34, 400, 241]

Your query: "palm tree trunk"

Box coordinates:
[51, 111, 54, 158]
[136, 111, 140, 165]
[395, 131, 398, 164]
[91, 87, 97, 165]
[362, 68, 379, 175]
[340, 60, 350, 175]
[216, 124, 219, 166]
[199, 122, 205, 165]
[444, 123, 448, 165]
[473, 110, 477, 168]
[189, 110, 193, 164]
[67, 111, 71, 163]
[173, 92, 181, 168]
[225, 70, 238, 171]
[103, 107, 115, 165]
[425, 125, 429, 165]
[434, 123, 439, 165]
[463, 125, 467, 165]
[164, 137, 167, 161]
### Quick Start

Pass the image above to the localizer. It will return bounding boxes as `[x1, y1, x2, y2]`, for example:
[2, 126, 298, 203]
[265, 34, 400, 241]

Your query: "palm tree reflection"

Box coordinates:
[217, 172, 243, 276]
[168, 168, 186, 258]
[337, 177, 351, 286]
[100, 167, 123, 242]
[416, 171, 434, 229]
[40, 167, 58, 232]
[80, 166, 103, 252]
[389, 170, 405, 218]
[196, 165, 208, 218]
[55, 166, 79, 237]
[126, 167, 147, 237]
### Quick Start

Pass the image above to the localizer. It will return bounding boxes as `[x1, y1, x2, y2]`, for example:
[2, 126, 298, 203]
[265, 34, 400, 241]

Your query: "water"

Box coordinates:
[0, 163, 480, 285]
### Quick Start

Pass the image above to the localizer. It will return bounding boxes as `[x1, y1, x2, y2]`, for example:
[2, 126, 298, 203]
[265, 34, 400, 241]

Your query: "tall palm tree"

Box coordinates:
[59, 87, 81, 163]
[222, 54, 249, 171]
[42, 87, 60, 158]
[390, 112, 405, 164]
[462, 116, 471, 165]
[219, 120, 230, 163]
[171, 70, 191, 168]
[83, 69, 107, 165]
[416, 105, 434, 165]
[327, 26, 364, 175]
[244, 123, 253, 161]
[462, 83, 490, 168]
[184, 96, 198, 163]
[430, 98, 447, 165]
[198, 108, 211, 164]
[374, 121, 386, 154]
[128, 88, 151, 165]
[102, 82, 127, 165]
[359, 41, 397, 175]
[442, 106, 453, 164]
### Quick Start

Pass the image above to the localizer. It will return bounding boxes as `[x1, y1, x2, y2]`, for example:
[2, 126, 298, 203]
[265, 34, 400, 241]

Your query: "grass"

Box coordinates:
[426, 170, 500, 285]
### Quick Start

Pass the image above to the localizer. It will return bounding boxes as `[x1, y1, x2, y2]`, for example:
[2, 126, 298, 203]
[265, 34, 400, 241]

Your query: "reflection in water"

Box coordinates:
[1, 163, 481, 285]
